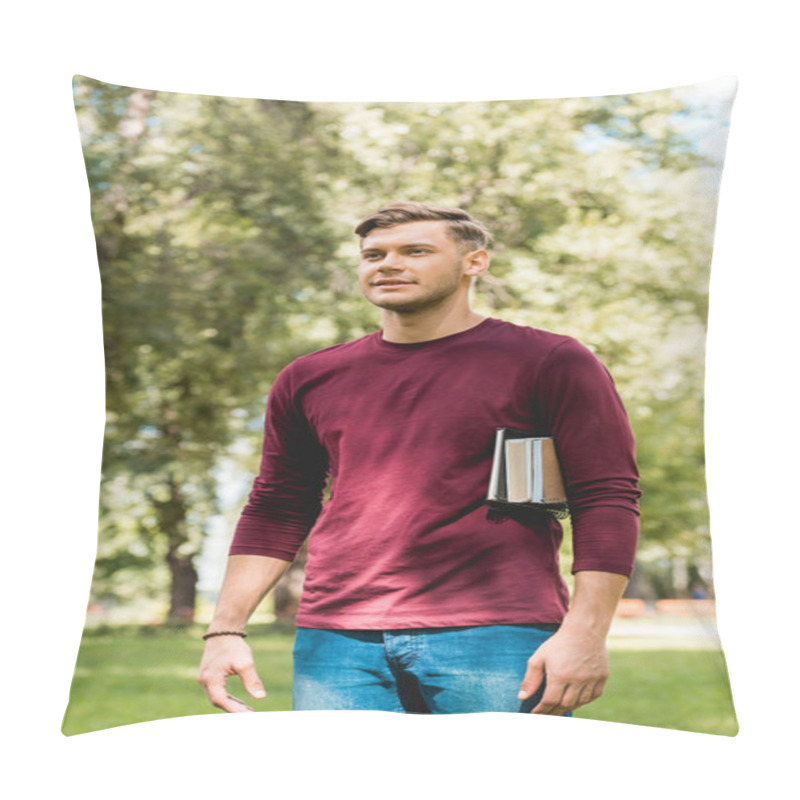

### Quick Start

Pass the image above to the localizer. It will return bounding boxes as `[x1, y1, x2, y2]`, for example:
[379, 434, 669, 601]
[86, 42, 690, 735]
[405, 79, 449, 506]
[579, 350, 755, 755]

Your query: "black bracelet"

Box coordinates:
[202, 630, 247, 640]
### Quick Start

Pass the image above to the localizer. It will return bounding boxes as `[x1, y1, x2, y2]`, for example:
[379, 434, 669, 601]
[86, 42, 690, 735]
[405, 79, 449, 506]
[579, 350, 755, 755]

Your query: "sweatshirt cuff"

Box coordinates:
[229, 517, 308, 561]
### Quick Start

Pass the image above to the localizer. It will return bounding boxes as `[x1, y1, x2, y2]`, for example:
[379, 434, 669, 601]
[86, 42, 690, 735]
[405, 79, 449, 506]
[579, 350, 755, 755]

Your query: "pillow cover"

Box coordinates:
[62, 75, 738, 736]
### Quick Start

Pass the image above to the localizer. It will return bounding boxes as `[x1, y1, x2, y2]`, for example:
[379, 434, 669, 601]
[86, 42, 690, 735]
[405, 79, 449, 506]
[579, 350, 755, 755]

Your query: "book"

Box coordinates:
[486, 428, 568, 516]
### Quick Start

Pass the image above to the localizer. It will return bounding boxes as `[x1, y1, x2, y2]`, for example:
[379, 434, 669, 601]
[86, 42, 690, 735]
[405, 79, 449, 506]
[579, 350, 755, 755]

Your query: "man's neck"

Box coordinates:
[380, 306, 487, 344]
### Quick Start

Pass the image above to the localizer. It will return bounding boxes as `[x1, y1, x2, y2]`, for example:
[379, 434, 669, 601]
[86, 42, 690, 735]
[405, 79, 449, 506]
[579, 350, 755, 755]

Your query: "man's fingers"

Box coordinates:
[203, 679, 254, 713]
[531, 679, 568, 715]
[577, 679, 604, 708]
[199, 662, 264, 712]
[531, 678, 607, 715]
[225, 693, 255, 712]
[517, 657, 545, 700]
[198, 638, 266, 712]
[548, 683, 580, 715]
[239, 663, 267, 700]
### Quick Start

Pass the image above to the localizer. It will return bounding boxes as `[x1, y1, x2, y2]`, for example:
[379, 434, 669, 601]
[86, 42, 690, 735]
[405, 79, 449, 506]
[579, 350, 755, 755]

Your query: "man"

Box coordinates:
[197, 201, 640, 716]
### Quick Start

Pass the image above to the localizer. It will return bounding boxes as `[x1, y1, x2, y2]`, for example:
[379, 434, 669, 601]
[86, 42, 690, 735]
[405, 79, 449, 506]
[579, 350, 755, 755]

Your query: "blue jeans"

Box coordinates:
[292, 624, 559, 714]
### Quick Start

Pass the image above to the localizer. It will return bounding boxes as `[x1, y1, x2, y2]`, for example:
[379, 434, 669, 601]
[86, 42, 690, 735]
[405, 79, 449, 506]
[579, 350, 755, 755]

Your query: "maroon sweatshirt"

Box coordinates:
[230, 318, 640, 629]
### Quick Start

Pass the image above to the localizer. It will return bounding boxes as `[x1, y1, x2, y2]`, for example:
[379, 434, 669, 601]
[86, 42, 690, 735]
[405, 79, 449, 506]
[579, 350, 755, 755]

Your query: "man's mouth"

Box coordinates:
[373, 280, 414, 287]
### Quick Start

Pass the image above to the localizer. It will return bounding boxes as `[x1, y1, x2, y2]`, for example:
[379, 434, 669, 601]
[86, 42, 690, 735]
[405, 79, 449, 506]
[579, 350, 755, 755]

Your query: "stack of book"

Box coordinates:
[486, 428, 569, 517]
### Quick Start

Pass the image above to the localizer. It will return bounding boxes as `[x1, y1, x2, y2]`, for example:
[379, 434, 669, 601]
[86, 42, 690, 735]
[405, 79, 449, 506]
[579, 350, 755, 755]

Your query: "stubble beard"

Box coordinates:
[366, 271, 465, 315]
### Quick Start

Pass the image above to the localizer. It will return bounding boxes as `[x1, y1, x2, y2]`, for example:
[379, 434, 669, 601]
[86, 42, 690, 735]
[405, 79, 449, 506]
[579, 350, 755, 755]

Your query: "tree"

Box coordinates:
[75, 78, 354, 621]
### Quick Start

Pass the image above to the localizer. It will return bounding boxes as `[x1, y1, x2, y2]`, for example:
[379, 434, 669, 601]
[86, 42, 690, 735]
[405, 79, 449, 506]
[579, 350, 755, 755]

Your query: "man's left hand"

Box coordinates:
[517, 625, 610, 715]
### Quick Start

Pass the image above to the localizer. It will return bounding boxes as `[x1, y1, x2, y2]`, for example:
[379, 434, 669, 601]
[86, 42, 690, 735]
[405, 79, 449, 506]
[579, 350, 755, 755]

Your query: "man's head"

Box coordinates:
[355, 201, 493, 254]
[355, 202, 492, 316]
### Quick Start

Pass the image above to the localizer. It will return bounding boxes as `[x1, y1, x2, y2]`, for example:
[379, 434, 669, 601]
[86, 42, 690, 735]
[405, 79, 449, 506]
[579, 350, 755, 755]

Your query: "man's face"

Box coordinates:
[358, 220, 481, 314]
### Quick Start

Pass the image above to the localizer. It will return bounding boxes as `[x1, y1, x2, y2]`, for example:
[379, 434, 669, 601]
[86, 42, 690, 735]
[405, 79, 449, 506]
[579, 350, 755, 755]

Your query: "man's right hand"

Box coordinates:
[197, 635, 267, 713]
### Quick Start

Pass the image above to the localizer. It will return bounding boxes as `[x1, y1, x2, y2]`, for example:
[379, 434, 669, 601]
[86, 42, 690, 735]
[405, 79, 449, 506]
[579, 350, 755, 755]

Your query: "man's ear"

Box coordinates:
[463, 249, 490, 278]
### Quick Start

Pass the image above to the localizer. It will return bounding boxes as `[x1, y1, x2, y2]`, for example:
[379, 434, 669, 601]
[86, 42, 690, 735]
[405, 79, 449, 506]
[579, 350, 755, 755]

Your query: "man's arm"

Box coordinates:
[197, 554, 292, 713]
[520, 338, 639, 714]
[199, 363, 328, 713]
[517, 570, 627, 715]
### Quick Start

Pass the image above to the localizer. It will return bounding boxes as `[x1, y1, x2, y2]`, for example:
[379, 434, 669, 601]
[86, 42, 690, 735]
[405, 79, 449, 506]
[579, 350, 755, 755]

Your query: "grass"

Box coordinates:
[62, 627, 296, 736]
[575, 649, 738, 735]
[61, 626, 738, 737]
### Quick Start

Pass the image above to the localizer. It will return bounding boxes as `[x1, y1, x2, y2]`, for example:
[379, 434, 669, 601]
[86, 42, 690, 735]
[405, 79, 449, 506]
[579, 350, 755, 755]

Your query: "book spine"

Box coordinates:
[541, 438, 567, 503]
[532, 438, 543, 503]
[505, 439, 530, 503]
[525, 438, 534, 502]
[487, 428, 507, 502]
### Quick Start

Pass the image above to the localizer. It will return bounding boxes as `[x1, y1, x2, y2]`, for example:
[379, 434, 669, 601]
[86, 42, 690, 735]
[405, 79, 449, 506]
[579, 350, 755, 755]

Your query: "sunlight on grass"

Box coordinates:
[575, 649, 738, 736]
[62, 629, 738, 737]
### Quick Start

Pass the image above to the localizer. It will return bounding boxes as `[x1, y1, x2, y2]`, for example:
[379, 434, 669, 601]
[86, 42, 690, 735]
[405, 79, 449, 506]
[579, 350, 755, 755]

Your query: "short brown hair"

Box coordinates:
[355, 201, 493, 251]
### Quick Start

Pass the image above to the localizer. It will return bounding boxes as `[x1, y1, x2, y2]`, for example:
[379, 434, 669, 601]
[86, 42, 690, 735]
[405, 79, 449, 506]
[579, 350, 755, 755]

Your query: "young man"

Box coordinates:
[197, 202, 640, 716]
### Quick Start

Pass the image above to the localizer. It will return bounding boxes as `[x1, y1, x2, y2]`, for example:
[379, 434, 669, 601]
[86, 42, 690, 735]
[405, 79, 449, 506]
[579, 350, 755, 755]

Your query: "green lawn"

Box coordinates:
[61, 628, 738, 737]
[575, 648, 738, 735]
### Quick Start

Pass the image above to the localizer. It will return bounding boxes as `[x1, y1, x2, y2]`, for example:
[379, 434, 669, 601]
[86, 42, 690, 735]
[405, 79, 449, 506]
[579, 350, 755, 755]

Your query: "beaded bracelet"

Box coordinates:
[202, 630, 247, 640]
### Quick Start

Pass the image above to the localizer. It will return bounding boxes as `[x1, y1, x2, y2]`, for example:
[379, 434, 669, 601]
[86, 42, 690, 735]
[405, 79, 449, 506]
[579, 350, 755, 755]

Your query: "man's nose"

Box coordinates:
[378, 252, 401, 269]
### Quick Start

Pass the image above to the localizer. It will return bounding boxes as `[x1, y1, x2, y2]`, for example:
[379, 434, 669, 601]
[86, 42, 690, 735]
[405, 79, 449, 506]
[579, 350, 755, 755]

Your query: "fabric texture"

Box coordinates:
[231, 317, 640, 629]
[292, 624, 560, 713]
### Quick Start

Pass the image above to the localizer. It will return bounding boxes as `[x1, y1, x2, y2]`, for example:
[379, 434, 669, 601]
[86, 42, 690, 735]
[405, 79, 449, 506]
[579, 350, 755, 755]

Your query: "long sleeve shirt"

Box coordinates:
[230, 317, 640, 629]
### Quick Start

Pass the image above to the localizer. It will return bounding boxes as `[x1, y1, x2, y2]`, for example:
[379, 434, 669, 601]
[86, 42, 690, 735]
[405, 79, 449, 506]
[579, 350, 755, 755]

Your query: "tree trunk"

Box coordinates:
[153, 476, 198, 624]
[166, 545, 198, 624]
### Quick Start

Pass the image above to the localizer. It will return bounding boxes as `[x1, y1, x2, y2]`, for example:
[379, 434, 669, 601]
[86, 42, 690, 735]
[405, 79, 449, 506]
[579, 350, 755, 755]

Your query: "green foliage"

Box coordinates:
[74, 78, 362, 618]
[73, 77, 732, 616]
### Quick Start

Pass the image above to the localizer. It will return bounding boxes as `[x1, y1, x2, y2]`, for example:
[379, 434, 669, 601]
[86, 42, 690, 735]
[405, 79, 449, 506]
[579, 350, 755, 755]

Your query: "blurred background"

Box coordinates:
[63, 76, 738, 735]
